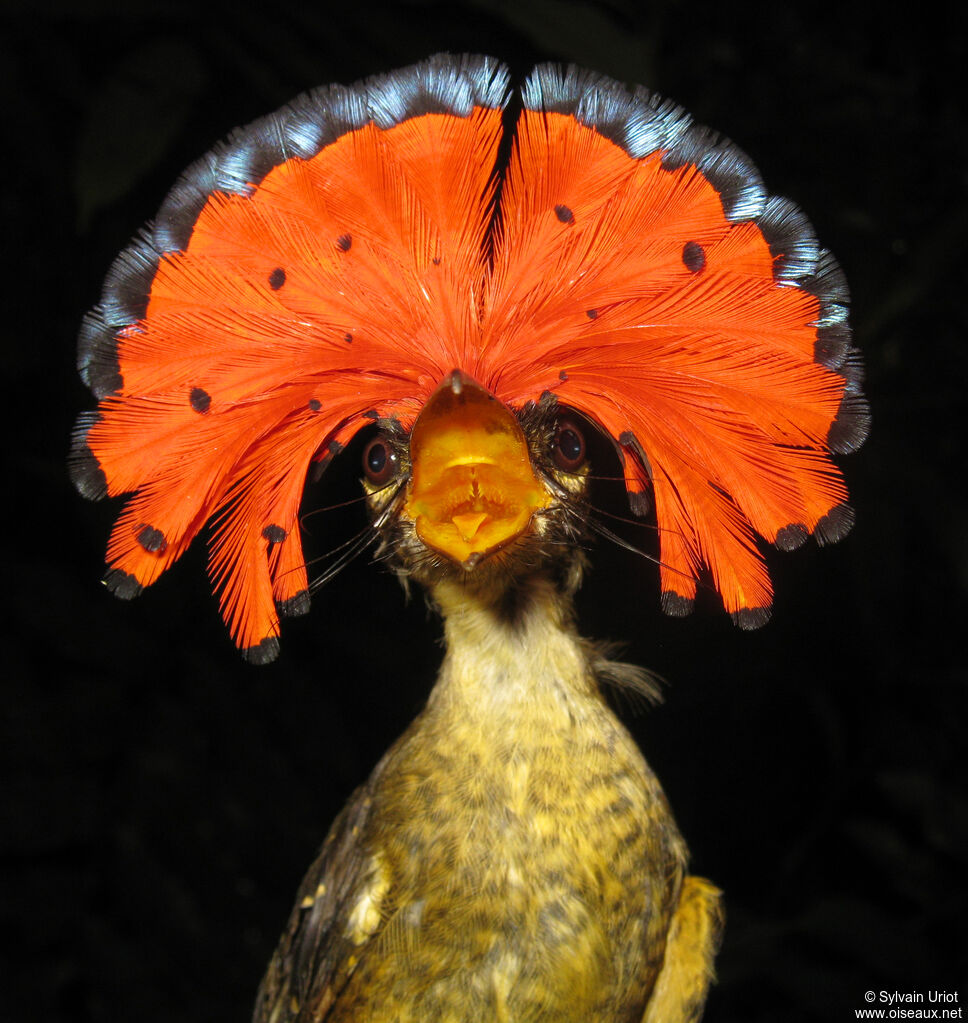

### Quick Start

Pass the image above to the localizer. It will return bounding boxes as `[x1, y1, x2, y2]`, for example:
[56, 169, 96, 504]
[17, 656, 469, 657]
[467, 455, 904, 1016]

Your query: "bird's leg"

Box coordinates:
[640, 876, 724, 1023]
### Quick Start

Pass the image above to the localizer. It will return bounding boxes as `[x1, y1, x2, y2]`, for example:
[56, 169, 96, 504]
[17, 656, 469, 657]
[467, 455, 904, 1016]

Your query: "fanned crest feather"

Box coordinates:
[71, 54, 868, 660]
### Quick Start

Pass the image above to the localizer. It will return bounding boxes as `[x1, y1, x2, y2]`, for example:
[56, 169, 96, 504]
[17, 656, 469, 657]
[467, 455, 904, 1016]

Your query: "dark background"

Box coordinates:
[5, 2, 966, 1021]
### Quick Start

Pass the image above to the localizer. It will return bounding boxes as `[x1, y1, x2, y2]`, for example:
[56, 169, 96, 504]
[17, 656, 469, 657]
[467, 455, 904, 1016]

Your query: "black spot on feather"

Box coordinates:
[628, 489, 651, 517]
[775, 523, 808, 551]
[243, 636, 281, 665]
[277, 590, 310, 618]
[661, 591, 693, 617]
[104, 568, 143, 600]
[732, 606, 772, 630]
[682, 241, 706, 273]
[190, 387, 211, 414]
[137, 525, 167, 553]
[814, 503, 855, 546]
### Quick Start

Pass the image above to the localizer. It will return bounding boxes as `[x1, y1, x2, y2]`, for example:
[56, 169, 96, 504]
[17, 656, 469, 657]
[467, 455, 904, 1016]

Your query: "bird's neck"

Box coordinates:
[425, 574, 600, 718]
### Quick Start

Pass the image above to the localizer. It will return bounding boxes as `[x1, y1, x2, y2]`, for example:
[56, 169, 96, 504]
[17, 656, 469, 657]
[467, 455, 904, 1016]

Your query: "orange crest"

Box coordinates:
[71, 54, 869, 662]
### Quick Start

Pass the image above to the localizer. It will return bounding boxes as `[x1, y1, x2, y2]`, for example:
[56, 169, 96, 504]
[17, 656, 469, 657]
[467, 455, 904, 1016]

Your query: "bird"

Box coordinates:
[70, 54, 868, 1022]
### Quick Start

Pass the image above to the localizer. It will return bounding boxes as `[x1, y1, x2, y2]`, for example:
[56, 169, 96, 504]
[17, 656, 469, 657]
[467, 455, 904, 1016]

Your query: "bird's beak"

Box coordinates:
[404, 371, 551, 567]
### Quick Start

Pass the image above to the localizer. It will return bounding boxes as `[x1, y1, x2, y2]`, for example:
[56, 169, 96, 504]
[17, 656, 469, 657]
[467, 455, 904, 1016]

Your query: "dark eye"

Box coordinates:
[363, 436, 398, 485]
[553, 419, 586, 471]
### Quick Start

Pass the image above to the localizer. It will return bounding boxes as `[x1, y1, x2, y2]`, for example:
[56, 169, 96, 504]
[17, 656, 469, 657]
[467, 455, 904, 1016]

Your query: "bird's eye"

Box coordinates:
[363, 437, 398, 485]
[553, 419, 586, 472]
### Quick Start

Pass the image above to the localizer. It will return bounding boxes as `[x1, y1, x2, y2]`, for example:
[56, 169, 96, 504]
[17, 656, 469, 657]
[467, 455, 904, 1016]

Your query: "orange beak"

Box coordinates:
[404, 371, 551, 566]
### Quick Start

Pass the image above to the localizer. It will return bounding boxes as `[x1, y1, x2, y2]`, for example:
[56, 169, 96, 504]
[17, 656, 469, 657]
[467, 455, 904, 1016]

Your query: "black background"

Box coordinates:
[4, 2, 966, 1021]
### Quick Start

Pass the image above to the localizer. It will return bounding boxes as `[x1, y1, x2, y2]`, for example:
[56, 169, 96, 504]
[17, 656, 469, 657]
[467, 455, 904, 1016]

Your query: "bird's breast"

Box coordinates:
[330, 677, 686, 1022]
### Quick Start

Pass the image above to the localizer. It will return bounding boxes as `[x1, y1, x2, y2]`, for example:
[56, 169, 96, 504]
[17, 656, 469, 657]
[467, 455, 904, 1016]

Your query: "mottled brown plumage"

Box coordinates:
[252, 376, 722, 1022]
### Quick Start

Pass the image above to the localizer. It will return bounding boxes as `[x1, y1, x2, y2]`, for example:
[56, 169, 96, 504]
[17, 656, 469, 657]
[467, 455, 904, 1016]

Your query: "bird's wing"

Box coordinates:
[641, 875, 724, 1023]
[252, 782, 388, 1023]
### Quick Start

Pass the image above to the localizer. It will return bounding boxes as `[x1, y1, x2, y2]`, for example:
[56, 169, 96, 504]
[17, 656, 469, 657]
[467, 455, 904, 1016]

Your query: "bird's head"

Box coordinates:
[70, 56, 868, 663]
[360, 371, 592, 604]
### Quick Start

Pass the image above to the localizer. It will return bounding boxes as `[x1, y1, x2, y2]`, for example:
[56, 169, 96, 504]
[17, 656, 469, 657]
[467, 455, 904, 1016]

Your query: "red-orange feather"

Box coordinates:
[71, 55, 867, 660]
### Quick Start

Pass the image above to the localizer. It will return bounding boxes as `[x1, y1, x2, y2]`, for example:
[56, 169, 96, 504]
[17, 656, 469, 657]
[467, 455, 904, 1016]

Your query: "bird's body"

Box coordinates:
[255, 574, 721, 1022]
